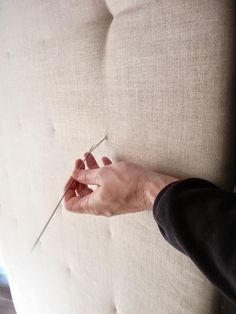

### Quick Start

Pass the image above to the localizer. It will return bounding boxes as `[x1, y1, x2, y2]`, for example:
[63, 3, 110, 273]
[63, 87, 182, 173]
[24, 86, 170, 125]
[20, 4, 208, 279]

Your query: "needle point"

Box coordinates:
[31, 136, 107, 251]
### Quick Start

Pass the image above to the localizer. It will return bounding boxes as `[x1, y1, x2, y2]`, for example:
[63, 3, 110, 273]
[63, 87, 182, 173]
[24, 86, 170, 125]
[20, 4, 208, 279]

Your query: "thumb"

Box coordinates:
[72, 168, 101, 185]
[71, 190, 97, 213]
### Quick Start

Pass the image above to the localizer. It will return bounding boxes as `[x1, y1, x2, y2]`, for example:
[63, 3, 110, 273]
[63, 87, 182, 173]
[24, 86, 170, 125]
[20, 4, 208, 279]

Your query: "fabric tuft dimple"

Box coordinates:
[51, 123, 56, 133]
[66, 266, 71, 274]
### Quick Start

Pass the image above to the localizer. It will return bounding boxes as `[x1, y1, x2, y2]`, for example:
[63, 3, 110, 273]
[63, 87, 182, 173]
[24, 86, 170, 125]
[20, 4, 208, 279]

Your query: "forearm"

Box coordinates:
[152, 178, 236, 303]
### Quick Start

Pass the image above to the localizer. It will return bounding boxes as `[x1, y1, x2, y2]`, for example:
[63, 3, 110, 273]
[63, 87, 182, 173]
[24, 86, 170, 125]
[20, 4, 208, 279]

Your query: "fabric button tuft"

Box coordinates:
[66, 265, 71, 273]
[51, 122, 56, 133]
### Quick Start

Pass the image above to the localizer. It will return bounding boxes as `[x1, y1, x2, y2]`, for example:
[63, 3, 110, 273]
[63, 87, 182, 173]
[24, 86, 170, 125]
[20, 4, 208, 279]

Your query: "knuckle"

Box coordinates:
[98, 168, 105, 178]
[83, 197, 90, 211]
[64, 203, 72, 212]
[118, 161, 129, 171]
[83, 194, 96, 214]
[95, 174, 101, 184]
[73, 169, 79, 179]
[71, 199, 79, 212]
[104, 210, 112, 217]
[83, 172, 88, 181]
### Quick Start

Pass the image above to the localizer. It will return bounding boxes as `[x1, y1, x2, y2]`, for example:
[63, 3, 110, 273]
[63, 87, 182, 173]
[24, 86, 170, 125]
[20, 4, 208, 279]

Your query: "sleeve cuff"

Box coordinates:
[152, 177, 220, 222]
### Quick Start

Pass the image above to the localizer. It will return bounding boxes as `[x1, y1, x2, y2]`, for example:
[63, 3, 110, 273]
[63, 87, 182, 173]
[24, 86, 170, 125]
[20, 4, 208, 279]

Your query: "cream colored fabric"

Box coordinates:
[0, 1, 235, 313]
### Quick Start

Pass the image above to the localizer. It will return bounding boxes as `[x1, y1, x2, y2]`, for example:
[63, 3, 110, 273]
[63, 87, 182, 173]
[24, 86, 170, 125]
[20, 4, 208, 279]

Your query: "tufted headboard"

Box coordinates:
[0, 1, 235, 313]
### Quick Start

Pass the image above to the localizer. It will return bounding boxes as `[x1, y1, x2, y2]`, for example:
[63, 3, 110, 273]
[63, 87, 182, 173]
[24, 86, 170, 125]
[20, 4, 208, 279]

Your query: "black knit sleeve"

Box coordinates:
[152, 178, 236, 303]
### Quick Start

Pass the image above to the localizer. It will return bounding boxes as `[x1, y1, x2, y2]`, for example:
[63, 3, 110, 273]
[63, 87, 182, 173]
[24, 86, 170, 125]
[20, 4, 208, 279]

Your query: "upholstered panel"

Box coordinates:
[0, 1, 235, 313]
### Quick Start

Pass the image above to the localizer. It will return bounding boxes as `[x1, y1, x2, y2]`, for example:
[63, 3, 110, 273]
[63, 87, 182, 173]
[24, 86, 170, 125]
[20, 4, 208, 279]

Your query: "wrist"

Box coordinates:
[143, 173, 179, 209]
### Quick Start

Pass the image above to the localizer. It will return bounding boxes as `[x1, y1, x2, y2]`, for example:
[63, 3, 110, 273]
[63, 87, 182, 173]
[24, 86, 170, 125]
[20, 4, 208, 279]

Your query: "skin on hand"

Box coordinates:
[63, 153, 178, 216]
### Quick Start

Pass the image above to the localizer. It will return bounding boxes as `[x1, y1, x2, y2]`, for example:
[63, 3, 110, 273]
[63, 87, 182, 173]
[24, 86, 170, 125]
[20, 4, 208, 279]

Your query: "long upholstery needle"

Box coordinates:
[31, 135, 107, 251]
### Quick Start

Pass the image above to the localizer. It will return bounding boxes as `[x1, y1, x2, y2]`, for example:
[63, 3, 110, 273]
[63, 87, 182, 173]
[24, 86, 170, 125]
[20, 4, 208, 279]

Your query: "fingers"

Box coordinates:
[75, 159, 85, 170]
[102, 156, 112, 166]
[74, 159, 86, 194]
[72, 154, 112, 185]
[64, 159, 86, 203]
[69, 192, 94, 213]
[84, 152, 112, 168]
[64, 153, 113, 215]
[63, 174, 94, 211]
[67, 189, 101, 214]
[84, 152, 99, 169]
[76, 185, 93, 197]
[72, 168, 101, 185]
[64, 176, 77, 202]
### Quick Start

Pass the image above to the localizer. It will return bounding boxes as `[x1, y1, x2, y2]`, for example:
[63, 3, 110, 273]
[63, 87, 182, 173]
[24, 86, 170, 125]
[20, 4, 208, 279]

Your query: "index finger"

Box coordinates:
[63, 176, 77, 202]
[72, 168, 101, 185]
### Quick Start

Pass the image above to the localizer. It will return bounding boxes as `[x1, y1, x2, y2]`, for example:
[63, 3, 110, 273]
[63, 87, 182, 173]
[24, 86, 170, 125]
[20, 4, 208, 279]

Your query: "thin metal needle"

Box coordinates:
[31, 135, 107, 251]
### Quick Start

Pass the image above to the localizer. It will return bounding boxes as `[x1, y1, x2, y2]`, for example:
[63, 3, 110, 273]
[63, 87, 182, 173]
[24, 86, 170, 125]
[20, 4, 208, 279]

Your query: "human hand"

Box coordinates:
[63, 153, 178, 216]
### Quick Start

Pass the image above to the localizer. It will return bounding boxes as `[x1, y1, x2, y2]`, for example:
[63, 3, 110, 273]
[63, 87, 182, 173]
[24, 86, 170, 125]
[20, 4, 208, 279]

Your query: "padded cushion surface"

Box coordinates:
[0, 1, 235, 313]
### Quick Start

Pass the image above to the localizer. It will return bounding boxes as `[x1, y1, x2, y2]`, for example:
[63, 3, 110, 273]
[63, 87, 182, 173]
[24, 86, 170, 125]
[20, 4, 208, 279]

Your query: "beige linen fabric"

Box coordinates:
[0, 1, 235, 313]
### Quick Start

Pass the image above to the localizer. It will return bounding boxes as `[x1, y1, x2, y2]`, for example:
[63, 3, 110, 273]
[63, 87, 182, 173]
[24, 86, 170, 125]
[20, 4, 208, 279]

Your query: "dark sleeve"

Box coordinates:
[152, 178, 236, 304]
